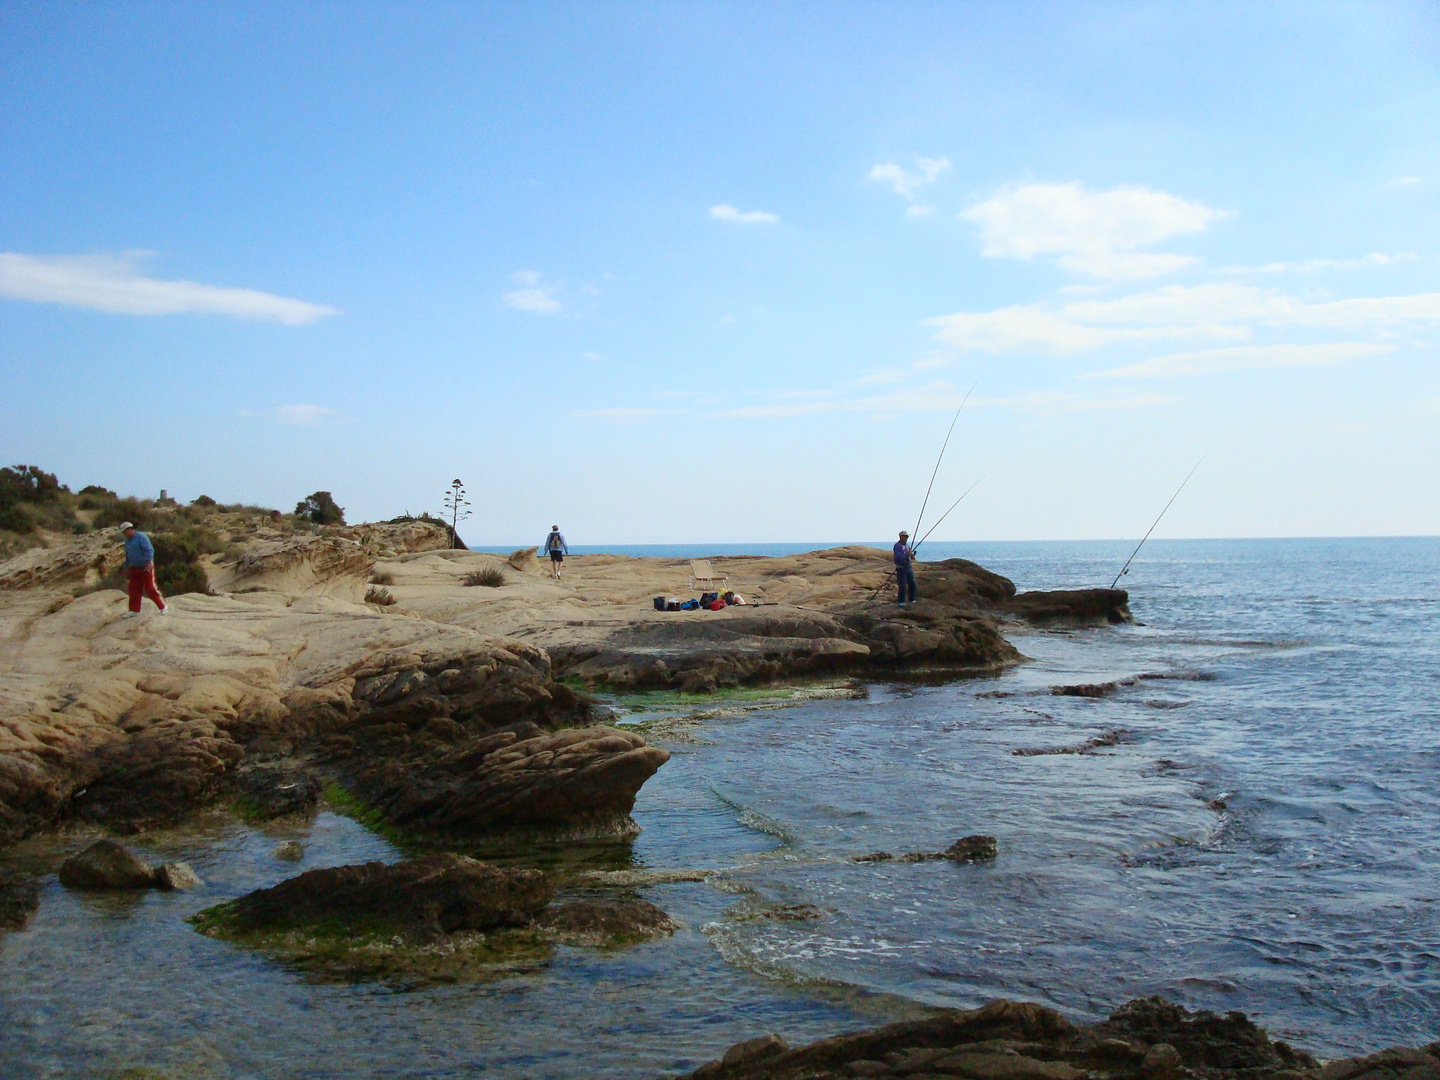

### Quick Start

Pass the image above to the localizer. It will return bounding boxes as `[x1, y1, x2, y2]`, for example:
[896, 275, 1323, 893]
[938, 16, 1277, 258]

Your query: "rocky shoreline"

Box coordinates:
[0, 519, 1125, 849]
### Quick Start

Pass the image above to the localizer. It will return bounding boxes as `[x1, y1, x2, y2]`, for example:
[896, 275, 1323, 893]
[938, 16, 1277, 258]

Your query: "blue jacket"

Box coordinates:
[893, 540, 913, 566]
[540, 531, 568, 555]
[124, 531, 155, 567]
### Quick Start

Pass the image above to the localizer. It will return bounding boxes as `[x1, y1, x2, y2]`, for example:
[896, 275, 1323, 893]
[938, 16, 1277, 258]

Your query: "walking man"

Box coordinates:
[541, 525, 569, 580]
[893, 530, 917, 605]
[119, 522, 167, 618]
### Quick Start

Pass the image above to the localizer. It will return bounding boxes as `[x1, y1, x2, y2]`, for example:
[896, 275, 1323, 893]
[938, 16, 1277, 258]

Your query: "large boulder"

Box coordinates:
[680, 997, 1327, 1080]
[230, 535, 375, 599]
[0, 531, 125, 591]
[58, 839, 157, 888]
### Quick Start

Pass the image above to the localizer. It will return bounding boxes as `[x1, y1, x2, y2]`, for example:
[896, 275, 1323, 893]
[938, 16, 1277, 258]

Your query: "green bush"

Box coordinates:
[93, 497, 157, 531]
[0, 502, 34, 533]
[151, 533, 211, 596]
[296, 491, 345, 526]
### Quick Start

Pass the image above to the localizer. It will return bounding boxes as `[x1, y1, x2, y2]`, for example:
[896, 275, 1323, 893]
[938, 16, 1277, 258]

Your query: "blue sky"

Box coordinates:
[2, 2, 1438, 542]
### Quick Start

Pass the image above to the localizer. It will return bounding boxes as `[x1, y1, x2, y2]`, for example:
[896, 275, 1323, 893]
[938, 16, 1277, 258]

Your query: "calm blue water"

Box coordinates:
[2, 538, 1436, 1076]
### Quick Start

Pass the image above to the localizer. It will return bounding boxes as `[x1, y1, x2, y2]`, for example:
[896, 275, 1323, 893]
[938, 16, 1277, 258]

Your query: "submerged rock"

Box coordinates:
[679, 997, 1336, 1080]
[58, 840, 158, 888]
[535, 896, 680, 946]
[0, 867, 40, 929]
[198, 854, 553, 942]
[1007, 588, 1132, 626]
[234, 764, 323, 820]
[272, 840, 304, 861]
[192, 855, 680, 983]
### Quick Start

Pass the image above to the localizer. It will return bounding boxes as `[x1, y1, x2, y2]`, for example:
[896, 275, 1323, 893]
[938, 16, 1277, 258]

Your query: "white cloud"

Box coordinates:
[959, 182, 1223, 279]
[906, 205, 934, 219]
[272, 404, 338, 425]
[511, 269, 542, 286]
[0, 252, 338, 324]
[868, 157, 951, 201]
[1224, 252, 1419, 274]
[930, 283, 1440, 354]
[503, 288, 560, 314]
[1088, 342, 1392, 379]
[709, 204, 779, 224]
[1388, 176, 1422, 187]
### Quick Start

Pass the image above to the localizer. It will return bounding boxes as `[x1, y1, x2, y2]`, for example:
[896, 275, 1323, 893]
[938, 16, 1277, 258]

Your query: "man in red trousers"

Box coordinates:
[119, 521, 168, 618]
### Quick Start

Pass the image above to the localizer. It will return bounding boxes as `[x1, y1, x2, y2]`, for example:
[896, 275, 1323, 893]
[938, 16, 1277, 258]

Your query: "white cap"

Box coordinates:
[119, 522, 135, 530]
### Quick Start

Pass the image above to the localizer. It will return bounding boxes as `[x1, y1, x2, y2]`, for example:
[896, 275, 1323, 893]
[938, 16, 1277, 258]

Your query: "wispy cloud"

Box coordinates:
[1088, 342, 1392, 379]
[930, 283, 1440, 354]
[503, 269, 560, 314]
[710, 204, 779, 225]
[868, 157, 951, 201]
[1223, 252, 1419, 275]
[1388, 176, 1423, 188]
[272, 404, 339, 425]
[959, 182, 1224, 280]
[0, 252, 337, 324]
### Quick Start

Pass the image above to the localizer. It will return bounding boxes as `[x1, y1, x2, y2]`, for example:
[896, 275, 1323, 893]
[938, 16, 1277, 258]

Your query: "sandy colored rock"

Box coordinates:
[154, 861, 202, 890]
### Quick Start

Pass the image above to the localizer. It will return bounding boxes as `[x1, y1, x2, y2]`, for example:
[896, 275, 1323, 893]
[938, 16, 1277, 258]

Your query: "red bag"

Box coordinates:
[707, 599, 726, 611]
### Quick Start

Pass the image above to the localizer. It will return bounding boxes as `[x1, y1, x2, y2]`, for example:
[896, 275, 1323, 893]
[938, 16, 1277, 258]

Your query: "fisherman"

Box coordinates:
[541, 525, 568, 580]
[893, 530, 916, 605]
[119, 521, 168, 618]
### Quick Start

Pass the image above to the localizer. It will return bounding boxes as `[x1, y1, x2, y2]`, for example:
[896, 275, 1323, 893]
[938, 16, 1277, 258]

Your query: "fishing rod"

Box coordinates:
[913, 476, 984, 553]
[911, 384, 975, 543]
[869, 386, 976, 602]
[1109, 453, 1207, 591]
[868, 475, 982, 601]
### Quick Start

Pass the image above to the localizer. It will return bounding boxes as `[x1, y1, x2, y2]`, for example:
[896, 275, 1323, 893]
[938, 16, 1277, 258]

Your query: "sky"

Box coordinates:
[2, 1, 1438, 543]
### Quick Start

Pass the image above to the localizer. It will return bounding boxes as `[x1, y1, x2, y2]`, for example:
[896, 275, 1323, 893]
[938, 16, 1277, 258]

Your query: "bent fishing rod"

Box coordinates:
[1109, 453, 1207, 591]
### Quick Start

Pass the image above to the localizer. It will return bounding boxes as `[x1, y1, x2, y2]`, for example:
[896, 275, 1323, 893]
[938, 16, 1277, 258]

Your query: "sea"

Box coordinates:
[1, 538, 1436, 1078]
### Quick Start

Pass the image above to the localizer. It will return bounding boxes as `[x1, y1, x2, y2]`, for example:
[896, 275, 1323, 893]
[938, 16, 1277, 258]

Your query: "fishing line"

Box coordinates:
[913, 476, 984, 553]
[912, 383, 975, 542]
[1109, 453, 1207, 591]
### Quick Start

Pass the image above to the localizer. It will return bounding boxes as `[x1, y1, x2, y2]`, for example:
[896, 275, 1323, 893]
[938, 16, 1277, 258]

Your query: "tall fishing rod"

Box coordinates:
[1109, 454, 1207, 591]
[868, 475, 983, 601]
[911, 384, 976, 543]
[913, 476, 984, 552]
[869, 386, 976, 602]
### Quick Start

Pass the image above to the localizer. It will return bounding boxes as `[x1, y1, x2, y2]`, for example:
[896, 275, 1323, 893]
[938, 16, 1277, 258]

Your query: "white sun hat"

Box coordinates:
[119, 522, 135, 530]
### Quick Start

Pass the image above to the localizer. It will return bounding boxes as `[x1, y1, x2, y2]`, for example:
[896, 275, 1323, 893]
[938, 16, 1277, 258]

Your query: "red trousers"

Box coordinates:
[127, 564, 166, 613]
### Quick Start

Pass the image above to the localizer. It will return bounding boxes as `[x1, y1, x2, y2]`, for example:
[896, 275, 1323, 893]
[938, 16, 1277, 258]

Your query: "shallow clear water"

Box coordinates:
[2, 538, 1437, 1076]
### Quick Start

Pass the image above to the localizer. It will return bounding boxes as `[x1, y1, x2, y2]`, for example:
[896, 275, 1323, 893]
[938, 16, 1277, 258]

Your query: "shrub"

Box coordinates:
[93, 497, 157, 531]
[0, 465, 63, 504]
[192, 494, 216, 507]
[365, 586, 396, 606]
[370, 570, 395, 585]
[296, 491, 345, 526]
[463, 566, 506, 588]
[0, 502, 34, 533]
[151, 532, 211, 596]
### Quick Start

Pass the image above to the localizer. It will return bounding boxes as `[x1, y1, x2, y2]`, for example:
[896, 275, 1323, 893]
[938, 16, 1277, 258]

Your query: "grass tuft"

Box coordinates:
[365, 586, 396, 606]
[463, 566, 506, 588]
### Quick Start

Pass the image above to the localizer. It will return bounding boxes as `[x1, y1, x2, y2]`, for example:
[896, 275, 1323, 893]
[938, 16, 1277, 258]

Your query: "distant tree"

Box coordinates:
[192, 494, 217, 507]
[0, 465, 63, 504]
[441, 479, 471, 550]
[296, 491, 345, 526]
